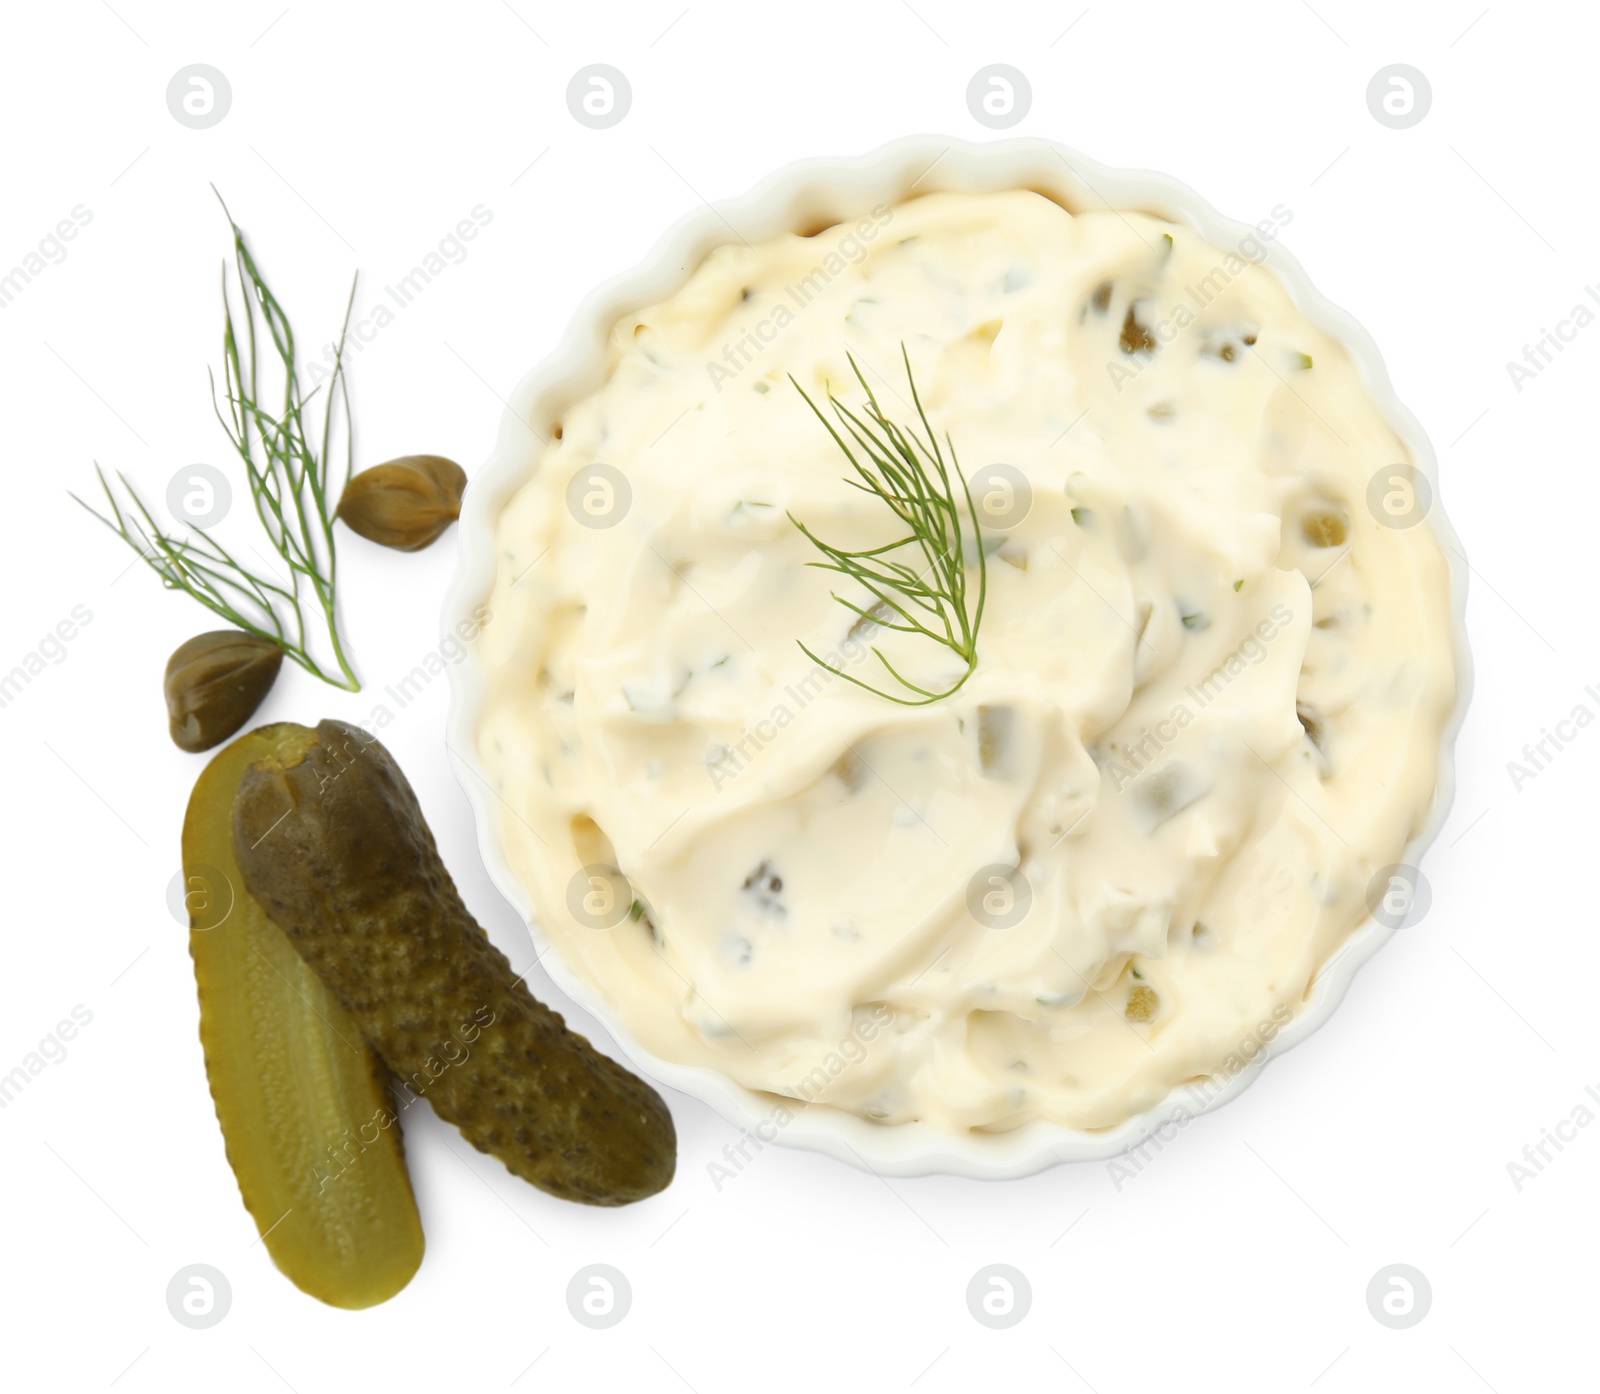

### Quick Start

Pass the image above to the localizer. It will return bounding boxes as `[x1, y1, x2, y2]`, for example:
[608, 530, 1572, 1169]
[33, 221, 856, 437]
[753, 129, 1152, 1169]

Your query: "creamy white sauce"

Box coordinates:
[476, 189, 1455, 1132]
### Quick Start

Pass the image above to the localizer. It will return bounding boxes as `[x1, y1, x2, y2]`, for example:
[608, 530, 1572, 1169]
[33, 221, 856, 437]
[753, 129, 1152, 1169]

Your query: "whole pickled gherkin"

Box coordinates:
[231, 719, 676, 1206]
[184, 726, 424, 1307]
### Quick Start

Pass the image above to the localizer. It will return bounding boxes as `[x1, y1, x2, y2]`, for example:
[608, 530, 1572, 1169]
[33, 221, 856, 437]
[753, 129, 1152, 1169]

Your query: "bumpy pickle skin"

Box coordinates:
[184, 725, 424, 1308]
[230, 719, 677, 1206]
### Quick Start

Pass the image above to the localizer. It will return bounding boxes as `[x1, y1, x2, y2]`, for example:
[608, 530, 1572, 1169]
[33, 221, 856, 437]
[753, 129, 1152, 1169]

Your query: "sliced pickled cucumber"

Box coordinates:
[231, 719, 677, 1206]
[185, 725, 423, 1308]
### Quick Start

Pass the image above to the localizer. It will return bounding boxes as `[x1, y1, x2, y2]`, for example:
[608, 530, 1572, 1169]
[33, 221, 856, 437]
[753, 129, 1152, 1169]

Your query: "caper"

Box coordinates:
[1301, 510, 1348, 548]
[1119, 303, 1156, 354]
[1125, 984, 1159, 1022]
[336, 455, 466, 551]
[164, 630, 284, 752]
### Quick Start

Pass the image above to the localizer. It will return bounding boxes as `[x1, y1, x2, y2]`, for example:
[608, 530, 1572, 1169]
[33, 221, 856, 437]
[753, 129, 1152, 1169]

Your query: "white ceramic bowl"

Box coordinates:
[442, 135, 1473, 1178]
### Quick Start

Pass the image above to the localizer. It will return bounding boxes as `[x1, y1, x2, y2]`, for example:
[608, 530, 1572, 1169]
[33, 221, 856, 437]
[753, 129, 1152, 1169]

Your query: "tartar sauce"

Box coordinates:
[476, 189, 1455, 1132]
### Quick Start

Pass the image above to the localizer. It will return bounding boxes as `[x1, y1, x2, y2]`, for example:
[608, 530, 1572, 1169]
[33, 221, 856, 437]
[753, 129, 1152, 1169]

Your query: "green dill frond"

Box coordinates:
[73, 190, 361, 690]
[787, 345, 986, 706]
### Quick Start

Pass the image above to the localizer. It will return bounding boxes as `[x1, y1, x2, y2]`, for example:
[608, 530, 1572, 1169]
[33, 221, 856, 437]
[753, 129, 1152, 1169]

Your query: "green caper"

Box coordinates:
[336, 455, 466, 552]
[1301, 510, 1348, 548]
[1119, 304, 1156, 354]
[164, 630, 284, 752]
[1125, 984, 1159, 1022]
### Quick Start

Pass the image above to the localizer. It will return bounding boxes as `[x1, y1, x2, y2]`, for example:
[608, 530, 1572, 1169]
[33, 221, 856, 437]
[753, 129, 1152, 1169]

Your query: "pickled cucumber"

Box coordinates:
[231, 720, 676, 1206]
[185, 725, 423, 1307]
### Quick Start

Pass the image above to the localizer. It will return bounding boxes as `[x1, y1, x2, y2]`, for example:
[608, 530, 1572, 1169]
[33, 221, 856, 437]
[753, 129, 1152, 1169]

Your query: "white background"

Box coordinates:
[1, 1, 1591, 1389]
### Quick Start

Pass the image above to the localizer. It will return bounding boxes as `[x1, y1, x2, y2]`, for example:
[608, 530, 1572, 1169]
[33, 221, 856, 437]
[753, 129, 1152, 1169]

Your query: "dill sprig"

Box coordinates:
[788, 347, 987, 706]
[73, 190, 361, 690]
